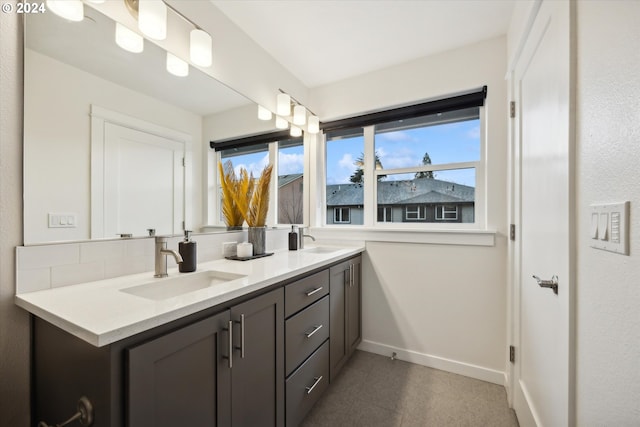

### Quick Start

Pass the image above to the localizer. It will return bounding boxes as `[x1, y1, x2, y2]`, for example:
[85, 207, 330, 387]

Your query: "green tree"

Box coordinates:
[350, 152, 386, 183]
[415, 152, 435, 179]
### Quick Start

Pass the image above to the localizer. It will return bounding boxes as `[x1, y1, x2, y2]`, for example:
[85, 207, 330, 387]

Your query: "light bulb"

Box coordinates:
[115, 23, 144, 53]
[307, 116, 320, 134]
[258, 105, 273, 121]
[290, 126, 302, 137]
[138, 0, 167, 40]
[166, 53, 189, 77]
[276, 93, 291, 116]
[275, 116, 289, 129]
[190, 29, 213, 67]
[46, 0, 84, 21]
[293, 105, 306, 126]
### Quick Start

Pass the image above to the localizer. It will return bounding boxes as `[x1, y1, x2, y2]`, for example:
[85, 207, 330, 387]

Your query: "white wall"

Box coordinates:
[575, 1, 640, 424]
[0, 3, 30, 425]
[310, 37, 509, 383]
[24, 50, 202, 243]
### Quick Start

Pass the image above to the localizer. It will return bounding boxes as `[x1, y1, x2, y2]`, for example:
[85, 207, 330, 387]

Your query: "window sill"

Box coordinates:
[309, 226, 497, 247]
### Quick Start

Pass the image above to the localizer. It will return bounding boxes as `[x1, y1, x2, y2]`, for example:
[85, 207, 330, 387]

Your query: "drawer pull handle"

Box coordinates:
[234, 314, 245, 358]
[306, 287, 323, 297]
[223, 320, 233, 368]
[305, 376, 323, 395]
[305, 324, 323, 338]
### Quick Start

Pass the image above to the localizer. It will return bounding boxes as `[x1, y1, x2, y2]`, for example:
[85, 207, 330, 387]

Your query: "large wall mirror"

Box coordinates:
[24, 3, 268, 244]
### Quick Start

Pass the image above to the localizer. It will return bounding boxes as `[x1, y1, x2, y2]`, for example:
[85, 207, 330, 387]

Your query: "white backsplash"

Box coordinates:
[16, 229, 289, 294]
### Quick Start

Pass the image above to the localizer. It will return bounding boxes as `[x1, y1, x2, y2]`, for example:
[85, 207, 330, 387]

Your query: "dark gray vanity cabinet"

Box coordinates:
[229, 287, 285, 427]
[126, 287, 284, 427]
[127, 310, 232, 427]
[329, 256, 362, 381]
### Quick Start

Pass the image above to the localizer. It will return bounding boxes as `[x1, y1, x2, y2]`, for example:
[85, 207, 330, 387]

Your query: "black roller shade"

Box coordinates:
[211, 130, 291, 152]
[320, 86, 487, 133]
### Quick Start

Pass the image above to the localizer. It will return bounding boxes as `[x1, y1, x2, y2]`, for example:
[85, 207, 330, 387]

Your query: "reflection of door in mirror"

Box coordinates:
[90, 107, 189, 240]
[101, 124, 184, 239]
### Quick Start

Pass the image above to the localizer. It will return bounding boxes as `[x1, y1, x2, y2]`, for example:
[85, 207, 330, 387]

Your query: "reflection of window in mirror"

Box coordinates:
[277, 138, 304, 225]
[218, 136, 305, 226]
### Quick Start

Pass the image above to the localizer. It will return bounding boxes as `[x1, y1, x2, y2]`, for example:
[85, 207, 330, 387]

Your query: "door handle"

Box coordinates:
[532, 275, 558, 295]
[223, 320, 233, 368]
[234, 314, 245, 358]
[305, 376, 323, 395]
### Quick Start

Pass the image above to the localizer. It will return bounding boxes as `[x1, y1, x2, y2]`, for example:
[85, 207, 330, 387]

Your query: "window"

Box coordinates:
[334, 207, 351, 223]
[325, 129, 364, 225]
[436, 205, 458, 221]
[322, 87, 486, 228]
[377, 206, 392, 222]
[405, 205, 427, 221]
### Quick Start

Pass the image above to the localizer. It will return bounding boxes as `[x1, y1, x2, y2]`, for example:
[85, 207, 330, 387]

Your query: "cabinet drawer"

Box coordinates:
[285, 269, 329, 317]
[286, 340, 329, 427]
[285, 296, 329, 375]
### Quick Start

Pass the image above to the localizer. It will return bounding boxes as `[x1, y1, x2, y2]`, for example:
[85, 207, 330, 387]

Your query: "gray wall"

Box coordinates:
[0, 3, 30, 425]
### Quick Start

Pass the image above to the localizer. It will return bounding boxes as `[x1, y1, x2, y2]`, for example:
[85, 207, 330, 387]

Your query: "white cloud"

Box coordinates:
[467, 125, 481, 139]
[233, 153, 269, 177]
[278, 152, 304, 175]
[379, 130, 413, 142]
[338, 153, 355, 169]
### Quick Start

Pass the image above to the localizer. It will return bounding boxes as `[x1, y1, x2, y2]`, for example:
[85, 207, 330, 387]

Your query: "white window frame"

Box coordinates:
[334, 207, 351, 223]
[377, 206, 393, 222]
[319, 106, 485, 230]
[436, 205, 459, 221]
[405, 205, 426, 221]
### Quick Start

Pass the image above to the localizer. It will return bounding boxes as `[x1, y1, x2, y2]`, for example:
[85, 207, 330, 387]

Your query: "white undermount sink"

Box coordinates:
[302, 246, 342, 254]
[121, 270, 246, 301]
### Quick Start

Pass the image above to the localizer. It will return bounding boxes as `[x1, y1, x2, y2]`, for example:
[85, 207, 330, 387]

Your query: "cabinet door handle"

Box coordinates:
[224, 320, 233, 368]
[305, 324, 323, 338]
[234, 314, 245, 358]
[305, 376, 323, 395]
[349, 264, 354, 287]
[305, 286, 323, 297]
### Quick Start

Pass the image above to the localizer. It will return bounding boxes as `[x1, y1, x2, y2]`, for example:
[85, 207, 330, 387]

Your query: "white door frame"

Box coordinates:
[90, 105, 193, 238]
[506, 0, 576, 425]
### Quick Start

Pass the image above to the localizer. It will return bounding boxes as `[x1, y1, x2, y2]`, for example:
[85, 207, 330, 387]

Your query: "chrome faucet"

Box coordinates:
[154, 236, 183, 278]
[298, 227, 316, 249]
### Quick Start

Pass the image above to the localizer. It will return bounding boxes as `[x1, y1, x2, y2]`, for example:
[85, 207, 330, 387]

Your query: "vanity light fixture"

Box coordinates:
[293, 105, 306, 126]
[258, 105, 273, 121]
[275, 116, 289, 130]
[276, 93, 291, 116]
[46, 0, 84, 22]
[138, 0, 167, 40]
[166, 52, 189, 77]
[307, 115, 320, 134]
[290, 125, 302, 137]
[115, 23, 144, 53]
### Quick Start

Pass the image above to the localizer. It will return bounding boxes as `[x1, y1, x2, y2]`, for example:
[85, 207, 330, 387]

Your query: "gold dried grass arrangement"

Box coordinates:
[218, 160, 273, 228]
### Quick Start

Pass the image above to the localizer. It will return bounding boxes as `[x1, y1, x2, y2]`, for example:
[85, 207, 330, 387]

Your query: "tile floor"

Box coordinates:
[301, 350, 519, 427]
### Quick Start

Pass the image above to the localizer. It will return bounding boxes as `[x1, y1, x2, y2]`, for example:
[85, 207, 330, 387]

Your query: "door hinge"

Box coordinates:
[509, 345, 515, 363]
[182, 157, 186, 167]
[510, 101, 516, 118]
[182, 220, 185, 230]
[510, 224, 516, 241]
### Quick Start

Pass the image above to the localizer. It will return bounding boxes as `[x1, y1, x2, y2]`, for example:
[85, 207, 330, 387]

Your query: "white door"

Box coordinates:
[102, 123, 185, 238]
[512, 1, 574, 426]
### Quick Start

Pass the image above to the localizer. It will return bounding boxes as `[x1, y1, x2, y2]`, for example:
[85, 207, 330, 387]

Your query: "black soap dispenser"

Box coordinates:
[289, 226, 298, 251]
[179, 230, 197, 273]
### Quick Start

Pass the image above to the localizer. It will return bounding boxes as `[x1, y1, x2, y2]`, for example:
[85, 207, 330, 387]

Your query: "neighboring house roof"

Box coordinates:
[278, 173, 303, 188]
[326, 178, 474, 207]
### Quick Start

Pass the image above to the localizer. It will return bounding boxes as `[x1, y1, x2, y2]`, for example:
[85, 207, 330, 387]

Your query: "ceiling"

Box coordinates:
[211, 0, 516, 88]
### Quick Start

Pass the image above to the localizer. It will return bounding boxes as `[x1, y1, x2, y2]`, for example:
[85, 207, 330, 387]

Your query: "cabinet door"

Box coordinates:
[230, 288, 284, 427]
[347, 256, 362, 354]
[329, 257, 362, 382]
[127, 311, 231, 427]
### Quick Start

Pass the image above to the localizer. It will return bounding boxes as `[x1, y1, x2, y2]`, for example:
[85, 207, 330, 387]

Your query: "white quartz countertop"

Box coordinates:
[15, 245, 364, 347]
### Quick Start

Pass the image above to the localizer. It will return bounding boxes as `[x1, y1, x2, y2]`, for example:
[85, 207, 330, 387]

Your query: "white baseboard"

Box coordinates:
[358, 339, 506, 385]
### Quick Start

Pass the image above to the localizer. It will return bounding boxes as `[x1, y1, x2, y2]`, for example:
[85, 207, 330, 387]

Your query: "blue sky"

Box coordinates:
[222, 119, 480, 187]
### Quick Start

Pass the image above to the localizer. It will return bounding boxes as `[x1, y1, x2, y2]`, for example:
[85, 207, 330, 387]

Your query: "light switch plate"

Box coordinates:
[48, 212, 78, 228]
[590, 202, 629, 255]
